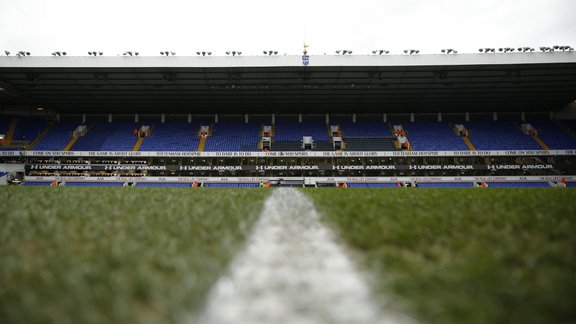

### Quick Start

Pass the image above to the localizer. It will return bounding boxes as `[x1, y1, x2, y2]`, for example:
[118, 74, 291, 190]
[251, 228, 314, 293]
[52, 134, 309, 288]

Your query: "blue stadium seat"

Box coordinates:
[21, 182, 52, 186]
[465, 121, 541, 150]
[529, 120, 576, 149]
[204, 122, 261, 152]
[34, 121, 79, 150]
[407, 121, 469, 151]
[136, 183, 192, 187]
[65, 182, 124, 186]
[417, 182, 473, 187]
[274, 121, 330, 141]
[339, 121, 390, 137]
[72, 122, 138, 151]
[140, 122, 202, 151]
[487, 182, 550, 187]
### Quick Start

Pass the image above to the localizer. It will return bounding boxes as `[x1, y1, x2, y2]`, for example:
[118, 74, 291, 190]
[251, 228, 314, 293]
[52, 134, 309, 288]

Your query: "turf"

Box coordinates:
[306, 188, 576, 324]
[0, 187, 269, 323]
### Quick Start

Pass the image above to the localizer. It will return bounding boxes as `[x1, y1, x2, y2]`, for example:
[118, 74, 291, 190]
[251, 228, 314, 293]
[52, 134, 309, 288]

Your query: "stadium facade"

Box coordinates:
[1, 52, 575, 187]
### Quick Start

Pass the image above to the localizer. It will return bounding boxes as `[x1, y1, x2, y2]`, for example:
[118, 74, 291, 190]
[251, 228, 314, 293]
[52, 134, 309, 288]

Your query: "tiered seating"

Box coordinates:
[72, 122, 138, 151]
[204, 122, 261, 152]
[139, 122, 201, 151]
[530, 120, 576, 149]
[347, 183, 398, 188]
[270, 141, 302, 151]
[339, 121, 390, 137]
[417, 182, 472, 187]
[136, 183, 191, 187]
[465, 121, 541, 150]
[270, 121, 333, 151]
[345, 138, 397, 151]
[274, 121, 330, 141]
[204, 183, 259, 187]
[12, 118, 48, 144]
[487, 182, 550, 187]
[21, 182, 51, 186]
[34, 121, 78, 150]
[65, 182, 124, 187]
[407, 121, 469, 151]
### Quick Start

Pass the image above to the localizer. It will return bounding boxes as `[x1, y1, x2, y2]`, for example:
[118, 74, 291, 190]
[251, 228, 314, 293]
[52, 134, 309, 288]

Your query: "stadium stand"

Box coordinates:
[139, 122, 201, 151]
[204, 122, 261, 152]
[417, 182, 473, 187]
[136, 183, 192, 187]
[21, 182, 52, 186]
[72, 122, 138, 151]
[268, 121, 333, 151]
[344, 138, 398, 151]
[487, 182, 550, 187]
[347, 183, 398, 188]
[65, 182, 124, 187]
[530, 120, 576, 149]
[204, 183, 259, 187]
[33, 121, 78, 150]
[274, 121, 330, 141]
[339, 121, 390, 137]
[406, 121, 469, 151]
[12, 118, 48, 144]
[465, 121, 542, 150]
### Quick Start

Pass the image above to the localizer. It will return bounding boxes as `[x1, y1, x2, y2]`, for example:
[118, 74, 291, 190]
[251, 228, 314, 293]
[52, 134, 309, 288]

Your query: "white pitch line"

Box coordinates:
[197, 188, 406, 324]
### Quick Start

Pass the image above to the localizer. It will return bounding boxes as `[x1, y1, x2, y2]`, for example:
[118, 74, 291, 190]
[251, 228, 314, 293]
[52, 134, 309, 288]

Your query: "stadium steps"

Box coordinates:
[450, 123, 477, 151]
[4, 118, 18, 145]
[531, 135, 551, 150]
[26, 123, 55, 150]
[198, 137, 207, 152]
[63, 135, 81, 151]
[463, 137, 477, 151]
[132, 137, 144, 151]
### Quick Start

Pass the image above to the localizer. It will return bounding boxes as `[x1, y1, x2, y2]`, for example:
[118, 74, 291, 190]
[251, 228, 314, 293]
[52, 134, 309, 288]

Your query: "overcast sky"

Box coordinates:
[0, 0, 574, 56]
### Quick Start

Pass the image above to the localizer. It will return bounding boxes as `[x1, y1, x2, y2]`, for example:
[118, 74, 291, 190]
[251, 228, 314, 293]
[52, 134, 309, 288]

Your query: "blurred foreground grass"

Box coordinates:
[306, 188, 576, 324]
[0, 187, 269, 323]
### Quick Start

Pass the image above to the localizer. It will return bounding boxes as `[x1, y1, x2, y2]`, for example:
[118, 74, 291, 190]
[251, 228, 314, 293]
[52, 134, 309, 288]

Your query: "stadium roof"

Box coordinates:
[1, 53, 575, 114]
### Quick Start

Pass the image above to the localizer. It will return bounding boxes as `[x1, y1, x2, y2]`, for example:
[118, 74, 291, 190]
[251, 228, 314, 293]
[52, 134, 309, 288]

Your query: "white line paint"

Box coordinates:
[197, 188, 406, 324]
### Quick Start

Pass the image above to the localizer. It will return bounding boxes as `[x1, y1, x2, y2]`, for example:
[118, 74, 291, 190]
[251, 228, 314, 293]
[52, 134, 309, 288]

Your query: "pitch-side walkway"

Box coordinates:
[197, 188, 406, 324]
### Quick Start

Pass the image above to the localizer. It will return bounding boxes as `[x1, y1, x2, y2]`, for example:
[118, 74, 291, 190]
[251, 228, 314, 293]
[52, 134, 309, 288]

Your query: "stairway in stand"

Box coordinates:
[132, 137, 145, 151]
[4, 118, 18, 146]
[463, 137, 477, 151]
[197, 137, 207, 152]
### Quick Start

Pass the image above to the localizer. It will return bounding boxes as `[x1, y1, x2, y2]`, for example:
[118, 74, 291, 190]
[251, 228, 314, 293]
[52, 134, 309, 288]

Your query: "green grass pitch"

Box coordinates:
[0, 187, 269, 323]
[1, 187, 575, 323]
[307, 188, 576, 324]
